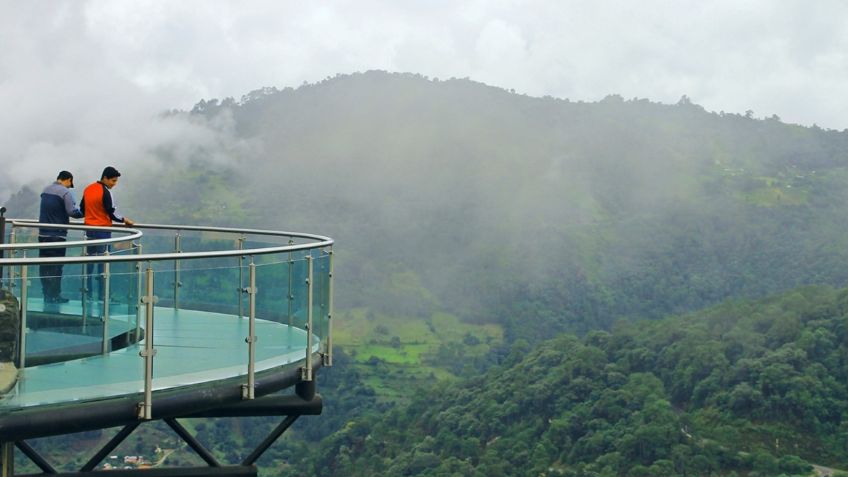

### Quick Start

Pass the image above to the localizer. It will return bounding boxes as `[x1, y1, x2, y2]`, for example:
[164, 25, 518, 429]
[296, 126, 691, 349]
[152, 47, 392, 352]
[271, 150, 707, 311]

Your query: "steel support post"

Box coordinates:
[135, 244, 143, 338]
[237, 235, 245, 318]
[1, 441, 13, 477]
[174, 231, 181, 310]
[165, 418, 220, 467]
[19, 260, 27, 369]
[102, 251, 111, 355]
[80, 422, 141, 472]
[302, 255, 313, 382]
[81, 236, 89, 327]
[241, 415, 299, 466]
[7, 229, 15, 292]
[138, 264, 156, 420]
[287, 238, 294, 327]
[242, 259, 257, 400]
[16, 440, 56, 474]
[0, 207, 6, 284]
[326, 249, 334, 367]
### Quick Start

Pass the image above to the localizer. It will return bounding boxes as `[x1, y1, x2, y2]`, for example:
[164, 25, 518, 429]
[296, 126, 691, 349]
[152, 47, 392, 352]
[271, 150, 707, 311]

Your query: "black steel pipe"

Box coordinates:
[80, 422, 140, 472]
[187, 394, 322, 418]
[240, 415, 299, 466]
[15, 440, 56, 474]
[0, 358, 323, 441]
[19, 465, 257, 477]
[165, 418, 220, 467]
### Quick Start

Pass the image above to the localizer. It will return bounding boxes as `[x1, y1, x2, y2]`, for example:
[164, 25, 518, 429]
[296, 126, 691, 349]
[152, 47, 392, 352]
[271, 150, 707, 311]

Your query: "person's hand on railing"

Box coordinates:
[123, 218, 135, 227]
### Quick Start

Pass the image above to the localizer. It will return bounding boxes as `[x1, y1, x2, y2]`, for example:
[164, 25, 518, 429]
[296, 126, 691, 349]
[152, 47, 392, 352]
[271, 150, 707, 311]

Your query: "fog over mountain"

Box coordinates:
[3, 1, 848, 197]
[49, 71, 838, 341]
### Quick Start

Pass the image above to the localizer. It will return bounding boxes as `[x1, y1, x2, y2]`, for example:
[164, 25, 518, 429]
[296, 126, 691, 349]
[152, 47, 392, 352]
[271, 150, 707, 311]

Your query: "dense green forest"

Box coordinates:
[292, 285, 848, 476]
[7, 71, 848, 475]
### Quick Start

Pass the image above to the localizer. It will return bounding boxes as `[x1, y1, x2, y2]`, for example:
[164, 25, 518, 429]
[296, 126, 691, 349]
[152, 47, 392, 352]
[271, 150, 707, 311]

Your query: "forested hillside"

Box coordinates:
[300, 285, 848, 476]
[129, 71, 848, 341]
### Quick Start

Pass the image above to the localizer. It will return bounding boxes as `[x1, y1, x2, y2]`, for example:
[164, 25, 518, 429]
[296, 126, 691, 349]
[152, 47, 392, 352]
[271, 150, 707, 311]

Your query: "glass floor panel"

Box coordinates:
[1, 306, 316, 411]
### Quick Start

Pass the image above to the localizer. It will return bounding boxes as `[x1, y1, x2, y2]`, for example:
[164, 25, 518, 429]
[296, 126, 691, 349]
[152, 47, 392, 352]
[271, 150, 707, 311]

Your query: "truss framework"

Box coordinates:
[5, 388, 321, 477]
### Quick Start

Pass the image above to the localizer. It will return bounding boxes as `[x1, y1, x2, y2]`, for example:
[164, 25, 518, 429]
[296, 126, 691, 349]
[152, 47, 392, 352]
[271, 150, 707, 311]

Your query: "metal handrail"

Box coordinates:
[0, 221, 141, 250]
[0, 221, 333, 265]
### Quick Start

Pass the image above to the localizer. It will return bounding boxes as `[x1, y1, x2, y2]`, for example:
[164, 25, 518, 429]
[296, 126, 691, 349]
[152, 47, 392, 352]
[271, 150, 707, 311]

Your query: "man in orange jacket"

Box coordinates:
[80, 166, 135, 300]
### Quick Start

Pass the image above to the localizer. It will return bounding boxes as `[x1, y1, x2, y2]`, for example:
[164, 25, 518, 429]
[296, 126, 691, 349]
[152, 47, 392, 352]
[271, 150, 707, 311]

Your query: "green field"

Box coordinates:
[334, 308, 503, 401]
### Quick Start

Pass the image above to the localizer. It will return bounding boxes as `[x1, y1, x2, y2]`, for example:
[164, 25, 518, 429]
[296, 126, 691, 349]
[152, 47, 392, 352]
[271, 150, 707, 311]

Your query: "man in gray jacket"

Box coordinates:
[39, 171, 83, 303]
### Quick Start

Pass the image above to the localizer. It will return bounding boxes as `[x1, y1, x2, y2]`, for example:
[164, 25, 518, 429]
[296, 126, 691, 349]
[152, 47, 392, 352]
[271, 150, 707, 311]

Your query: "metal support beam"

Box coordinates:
[138, 264, 156, 420]
[0, 207, 6, 284]
[302, 255, 313, 382]
[237, 235, 245, 319]
[187, 394, 322, 418]
[242, 259, 257, 400]
[1, 441, 14, 477]
[18, 465, 256, 477]
[19, 259, 27, 369]
[287, 238, 294, 327]
[164, 418, 220, 468]
[326, 249, 334, 367]
[80, 422, 140, 472]
[135, 244, 143, 338]
[15, 440, 56, 474]
[102, 251, 110, 355]
[240, 415, 299, 466]
[173, 232, 181, 310]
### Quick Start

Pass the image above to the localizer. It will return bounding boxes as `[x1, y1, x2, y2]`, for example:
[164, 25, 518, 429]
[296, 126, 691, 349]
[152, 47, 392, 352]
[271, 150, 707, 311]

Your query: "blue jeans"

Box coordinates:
[86, 230, 111, 300]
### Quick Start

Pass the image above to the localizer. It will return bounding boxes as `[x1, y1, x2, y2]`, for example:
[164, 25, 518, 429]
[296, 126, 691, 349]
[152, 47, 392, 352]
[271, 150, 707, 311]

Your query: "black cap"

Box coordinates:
[57, 170, 74, 188]
[101, 166, 121, 180]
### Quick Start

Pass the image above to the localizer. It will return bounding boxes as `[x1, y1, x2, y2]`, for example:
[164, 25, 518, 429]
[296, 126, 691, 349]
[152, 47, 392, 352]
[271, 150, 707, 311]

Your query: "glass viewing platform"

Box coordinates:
[0, 219, 333, 443]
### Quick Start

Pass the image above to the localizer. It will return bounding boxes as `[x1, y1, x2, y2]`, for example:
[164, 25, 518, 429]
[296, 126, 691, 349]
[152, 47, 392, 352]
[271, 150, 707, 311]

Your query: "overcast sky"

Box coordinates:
[2, 0, 847, 192]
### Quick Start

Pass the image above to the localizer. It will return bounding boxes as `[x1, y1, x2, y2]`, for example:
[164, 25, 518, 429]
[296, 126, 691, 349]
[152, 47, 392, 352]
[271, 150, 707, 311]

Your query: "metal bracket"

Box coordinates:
[139, 348, 158, 358]
[140, 295, 159, 305]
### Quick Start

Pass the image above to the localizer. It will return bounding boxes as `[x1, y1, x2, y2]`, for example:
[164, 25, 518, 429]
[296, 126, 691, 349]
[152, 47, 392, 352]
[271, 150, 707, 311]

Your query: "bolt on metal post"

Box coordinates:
[302, 255, 314, 382]
[242, 258, 257, 400]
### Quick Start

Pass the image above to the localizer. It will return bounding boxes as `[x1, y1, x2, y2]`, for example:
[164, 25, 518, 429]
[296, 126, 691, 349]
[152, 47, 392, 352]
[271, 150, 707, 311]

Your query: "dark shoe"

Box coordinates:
[53, 296, 70, 303]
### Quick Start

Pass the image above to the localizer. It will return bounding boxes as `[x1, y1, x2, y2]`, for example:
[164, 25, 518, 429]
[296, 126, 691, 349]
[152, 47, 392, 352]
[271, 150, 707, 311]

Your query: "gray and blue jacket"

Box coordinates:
[39, 182, 83, 237]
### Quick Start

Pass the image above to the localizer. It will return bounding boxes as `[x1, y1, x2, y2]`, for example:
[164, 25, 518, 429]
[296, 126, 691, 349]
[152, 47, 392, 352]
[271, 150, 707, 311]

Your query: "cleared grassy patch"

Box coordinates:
[334, 308, 504, 401]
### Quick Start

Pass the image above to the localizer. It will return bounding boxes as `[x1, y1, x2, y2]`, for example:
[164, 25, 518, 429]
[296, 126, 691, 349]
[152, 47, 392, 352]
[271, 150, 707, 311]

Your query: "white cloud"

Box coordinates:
[1, 0, 847, 193]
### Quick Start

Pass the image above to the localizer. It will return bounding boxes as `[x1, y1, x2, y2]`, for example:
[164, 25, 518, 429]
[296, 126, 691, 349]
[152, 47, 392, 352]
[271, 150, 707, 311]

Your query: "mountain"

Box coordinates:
[132, 70, 848, 340]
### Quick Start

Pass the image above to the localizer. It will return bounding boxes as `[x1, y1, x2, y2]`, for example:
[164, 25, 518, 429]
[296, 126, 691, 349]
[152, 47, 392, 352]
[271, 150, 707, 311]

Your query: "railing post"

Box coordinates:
[135, 244, 143, 339]
[326, 248, 334, 367]
[0, 206, 6, 285]
[7, 229, 15, 292]
[242, 258, 257, 400]
[18, 255, 27, 370]
[102, 251, 110, 355]
[81, 235, 89, 328]
[138, 263, 156, 420]
[287, 238, 294, 327]
[237, 234, 245, 318]
[173, 231, 181, 310]
[0, 441, 13, 477]
[302, 255, 313, 382]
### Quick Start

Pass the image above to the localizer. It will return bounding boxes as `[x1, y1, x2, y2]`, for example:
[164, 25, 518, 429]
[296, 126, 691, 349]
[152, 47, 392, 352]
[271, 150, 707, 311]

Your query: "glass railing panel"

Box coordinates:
[253, 255, 304, 374]
[254, 255, 291, 325]
[288, 250, 312, 333]
[310, 251, 331, 354]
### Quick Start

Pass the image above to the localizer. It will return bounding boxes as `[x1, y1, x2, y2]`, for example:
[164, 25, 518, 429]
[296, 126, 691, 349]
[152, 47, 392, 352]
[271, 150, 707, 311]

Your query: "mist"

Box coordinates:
[3, 1, 848, 199]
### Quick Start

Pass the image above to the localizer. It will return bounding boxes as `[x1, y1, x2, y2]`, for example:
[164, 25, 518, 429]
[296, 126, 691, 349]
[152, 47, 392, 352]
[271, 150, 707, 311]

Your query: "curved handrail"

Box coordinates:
[0, 220, 333, 265]
[0, 221, 141, 250]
